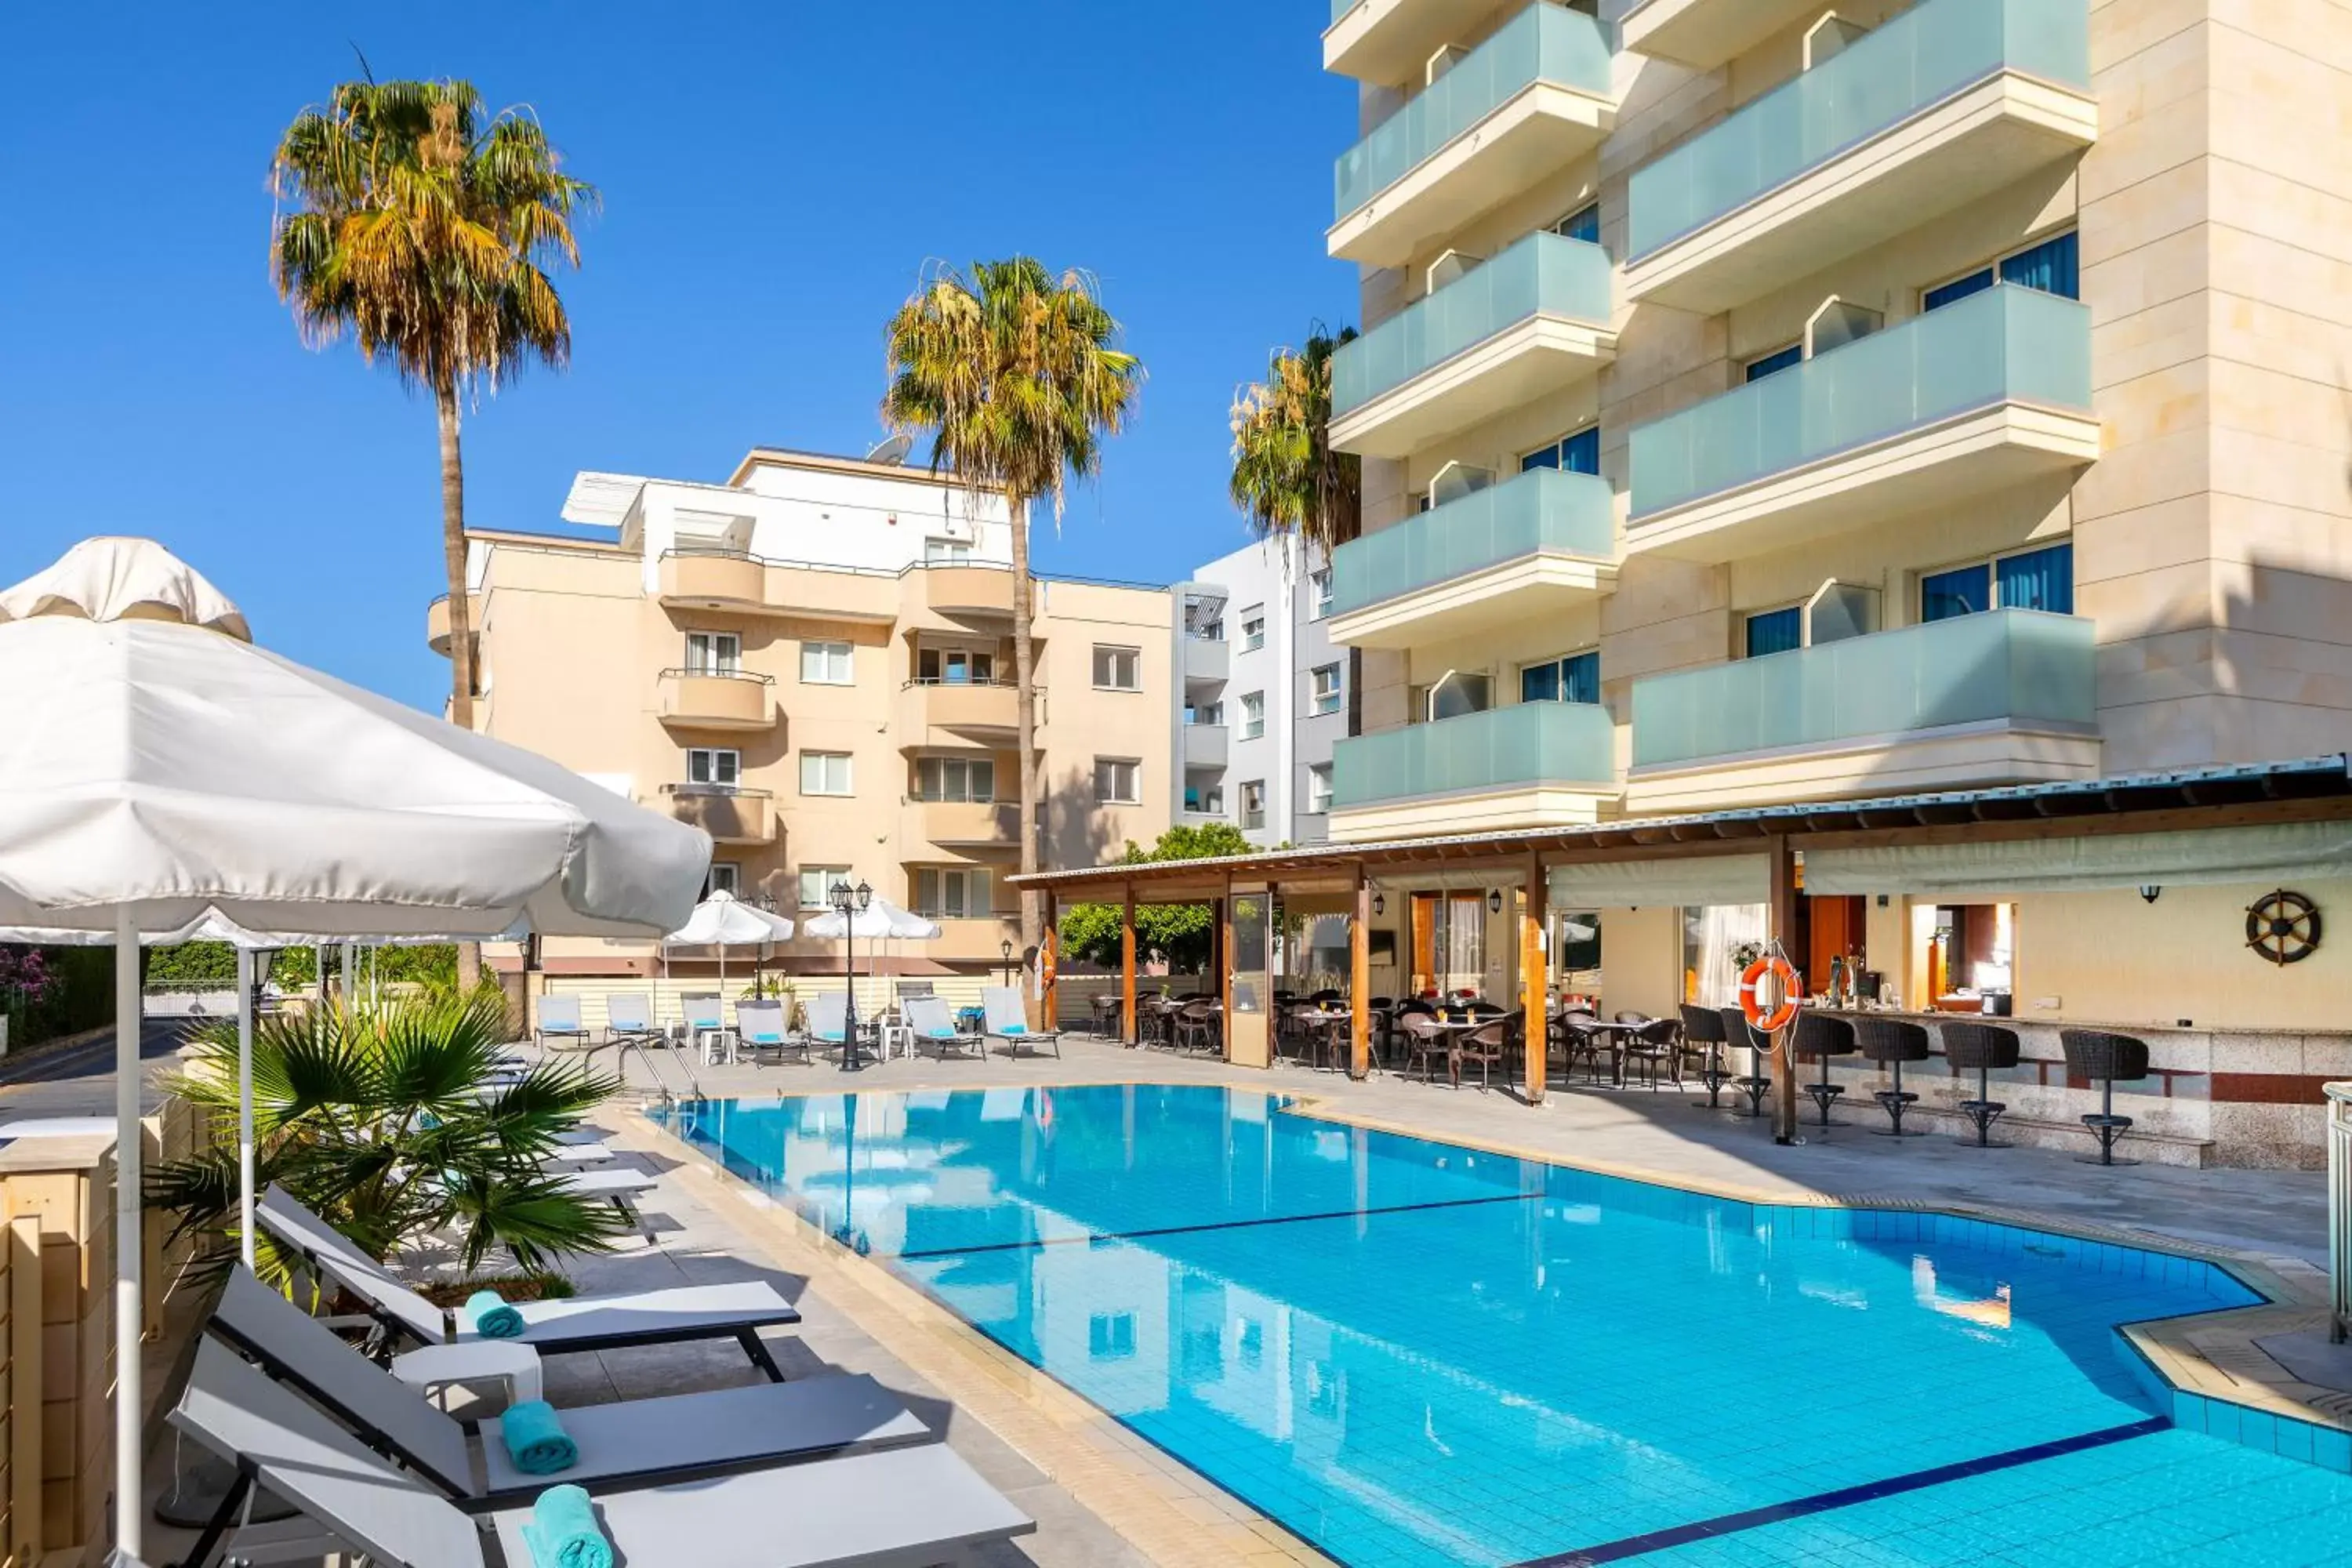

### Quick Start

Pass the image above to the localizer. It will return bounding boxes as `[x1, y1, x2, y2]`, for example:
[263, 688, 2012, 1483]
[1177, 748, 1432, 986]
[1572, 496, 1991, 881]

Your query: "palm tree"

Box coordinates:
[1229, 329, 1361, 555]
[270, 78, 593, 736]
[883, 259, 1144, 953]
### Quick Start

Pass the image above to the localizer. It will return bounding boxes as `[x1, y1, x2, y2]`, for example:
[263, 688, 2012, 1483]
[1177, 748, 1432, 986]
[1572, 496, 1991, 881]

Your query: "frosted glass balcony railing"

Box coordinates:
[1628, 0, 2089, 257]
[1333, 3, 1613, 222]
[1631, 608, 2095, 771]
[1334, 232, 1611, 416]
[1334, 701, 1616, 808]
[1332, 467, 1615, 615]
[1629, 285, 2091, 517]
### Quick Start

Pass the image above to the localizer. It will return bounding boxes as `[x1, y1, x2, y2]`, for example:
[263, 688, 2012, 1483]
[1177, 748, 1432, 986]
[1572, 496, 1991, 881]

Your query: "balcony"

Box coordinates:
[425, 593, 481, 655]
[661, 786, 777, 846]
[1330, 3, 1615, 268]
[1183, 636, 1230, 683]
[656, 669, 776, 731]
[1330, 700, 1617, 840]
[897, 678, 1030, 747]
[909, 800, 1022, 849]
[1331, 232, 1614, 459]
[1620, 0, 1824, 71]
[1327, 0, 1501, 85]
[1625, 0, 2096, 314]
[1627, 608, 2100, 812]
[658, 549, 768, 609]
[1628, 286, 2099, 561]
[1183, 724, 1230, 769]
[1329, 467, 1617, 650]
[914, 563, 1019, 618]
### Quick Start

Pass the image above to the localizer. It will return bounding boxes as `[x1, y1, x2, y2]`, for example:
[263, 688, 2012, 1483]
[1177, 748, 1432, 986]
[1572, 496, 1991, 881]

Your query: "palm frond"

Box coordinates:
[1230, 328, 1362, 555]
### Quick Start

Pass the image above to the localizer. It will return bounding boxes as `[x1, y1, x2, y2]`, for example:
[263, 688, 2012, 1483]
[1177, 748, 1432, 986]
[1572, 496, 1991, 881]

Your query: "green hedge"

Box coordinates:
[2, 947, 114, 1050]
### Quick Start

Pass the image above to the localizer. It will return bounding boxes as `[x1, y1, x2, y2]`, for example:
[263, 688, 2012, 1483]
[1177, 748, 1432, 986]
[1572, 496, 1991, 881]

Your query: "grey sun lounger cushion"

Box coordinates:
[256, 1185, 800, 1357]
[209, 1269, 929, 1501]
[176, 1340, 1036, 1568]
[558, 1165, 657, 1198]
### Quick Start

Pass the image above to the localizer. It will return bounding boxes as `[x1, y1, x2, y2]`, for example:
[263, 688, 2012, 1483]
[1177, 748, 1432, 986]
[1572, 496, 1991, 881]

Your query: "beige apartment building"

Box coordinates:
[429, 445, 1172, 1006]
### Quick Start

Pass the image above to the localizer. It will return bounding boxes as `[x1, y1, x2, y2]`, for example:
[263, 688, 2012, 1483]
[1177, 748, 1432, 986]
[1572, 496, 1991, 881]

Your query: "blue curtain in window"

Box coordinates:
[1520, 445, 1560, 474]
[1562, 426, 1600, 475]
[1560, 203, 1601, 245]
[1922, 564, 1991, 622]
[1745, 345, 1803, 383]
[2000, 232, 2079, 300]
[1746, 608, 1802, 658]
[1522, 663, 1562, 703]
[1563, 651, 1600, 705]
[1923, 268, 1995, 313]
[1997, 543, 2074, 614]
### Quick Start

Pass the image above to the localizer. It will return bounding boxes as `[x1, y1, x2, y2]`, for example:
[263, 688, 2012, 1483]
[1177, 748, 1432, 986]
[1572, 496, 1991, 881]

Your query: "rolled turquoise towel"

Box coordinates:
[519, 1483, 611, 1568]
[1000, 1022, 1026, 1036]
[500, 1399, 579, 1476]
[463, 1289, 524, 1339]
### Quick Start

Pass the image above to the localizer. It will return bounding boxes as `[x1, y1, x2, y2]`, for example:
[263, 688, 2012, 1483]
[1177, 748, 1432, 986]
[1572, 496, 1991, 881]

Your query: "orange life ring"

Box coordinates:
[1739, 955, 1804, 1033]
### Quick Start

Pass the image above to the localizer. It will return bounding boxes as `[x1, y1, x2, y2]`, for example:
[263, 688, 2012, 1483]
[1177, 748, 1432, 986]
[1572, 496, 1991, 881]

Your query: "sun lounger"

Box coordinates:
[172, 1338, 1035, 1568]
[256, 1185, 797, 1379]
[735, 997, 808, 1065]
[208, 1269, 927, 1502]
[533, 993, 596, 1058]
[804, 989, 853, 1062]
[982, 985, 1062, 1059]
[903, 996, 980, 1061]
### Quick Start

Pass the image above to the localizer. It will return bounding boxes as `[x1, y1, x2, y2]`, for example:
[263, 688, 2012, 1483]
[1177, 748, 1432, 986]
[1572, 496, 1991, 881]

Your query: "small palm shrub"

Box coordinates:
[151, 991, 631, 1280]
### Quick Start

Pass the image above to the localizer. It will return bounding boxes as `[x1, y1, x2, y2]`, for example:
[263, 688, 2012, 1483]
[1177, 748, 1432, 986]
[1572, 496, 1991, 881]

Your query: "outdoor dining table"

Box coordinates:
[1292, 1007, 1353, 1072]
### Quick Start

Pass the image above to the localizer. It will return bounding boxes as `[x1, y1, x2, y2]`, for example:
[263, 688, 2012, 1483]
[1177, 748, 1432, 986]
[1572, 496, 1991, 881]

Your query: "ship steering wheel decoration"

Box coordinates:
[2245, 889, 2322, 967]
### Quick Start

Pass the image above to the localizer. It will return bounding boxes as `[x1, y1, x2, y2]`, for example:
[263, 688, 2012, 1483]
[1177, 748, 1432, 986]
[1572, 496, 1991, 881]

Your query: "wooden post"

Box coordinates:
[1040, 891, 1059, 1032]
[1523, 851, 1548, 1105]
[1769, 835, 1802, 1143]
[1350, 870, 1372, 1080]
[1120, 884, 1138, 1047]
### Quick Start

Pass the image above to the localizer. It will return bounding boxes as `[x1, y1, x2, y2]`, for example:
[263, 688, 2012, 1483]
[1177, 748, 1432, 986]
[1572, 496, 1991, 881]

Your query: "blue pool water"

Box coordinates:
[658, 1086, 2352, 1567]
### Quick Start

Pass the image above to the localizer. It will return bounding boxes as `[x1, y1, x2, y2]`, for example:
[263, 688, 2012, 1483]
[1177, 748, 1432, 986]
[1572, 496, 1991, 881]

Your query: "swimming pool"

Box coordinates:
[658, 1086, 2352, 1567]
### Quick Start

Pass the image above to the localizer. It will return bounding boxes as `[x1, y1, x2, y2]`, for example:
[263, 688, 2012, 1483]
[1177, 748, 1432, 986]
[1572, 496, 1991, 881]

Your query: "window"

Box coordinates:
[1922, 543, 2074, 622]
[800, 640, 853, 685]
[797, 866, 850, 909]
[1309, 570, 1334, 619]
[684, 632, 740, 675]
[924, 537, 971, 564]
[1092, 644, 1142, 691]
[1310, 663, 1342, 716]
[687, 748, 740, 788]
[1552, 201, 1602, 245]
[1520, 426, 1601, 476]
[1185, 781, 1225, 815]
[914, 755, 995, 802]
[1521, 651, 1600, 706]
[914, 866, 993, 920]
[1240, 691, 1266, 740]
[1240, 780, 1267, 830]
[1924, 230, 2079, 312]
[1186, 699, 1224, 727]
[1240, 607, 1266, 652]
[704, 862, 741, 898]
[917, 647, 995, 685]
[1745, 343, 1802, 383]
[1088, 1313, 1137, 1360]
[1745, 608, 1803, 659]
[799, 750, 854, 796]
[1307, 764, 1334, 815]
[1094, 757, 1141, 804]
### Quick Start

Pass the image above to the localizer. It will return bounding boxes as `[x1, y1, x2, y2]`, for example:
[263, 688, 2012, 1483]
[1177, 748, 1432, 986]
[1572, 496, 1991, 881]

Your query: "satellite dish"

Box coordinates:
[864, 434, 913, 466]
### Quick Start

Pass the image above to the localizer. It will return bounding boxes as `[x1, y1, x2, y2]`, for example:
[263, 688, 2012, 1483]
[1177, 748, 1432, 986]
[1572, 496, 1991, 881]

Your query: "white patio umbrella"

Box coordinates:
[662, 889, 794, 1026]
[0, 538, 711, 1563]
[804, 897, 942, 1025]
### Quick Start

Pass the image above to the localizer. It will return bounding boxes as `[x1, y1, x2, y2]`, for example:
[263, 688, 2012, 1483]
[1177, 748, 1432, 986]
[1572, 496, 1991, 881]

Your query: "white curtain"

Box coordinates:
[1686, 904, 1766, 1008]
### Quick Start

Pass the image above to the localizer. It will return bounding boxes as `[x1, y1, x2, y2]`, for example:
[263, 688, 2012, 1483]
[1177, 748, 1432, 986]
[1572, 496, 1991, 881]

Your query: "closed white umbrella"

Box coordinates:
[0, 538, 711, 1562]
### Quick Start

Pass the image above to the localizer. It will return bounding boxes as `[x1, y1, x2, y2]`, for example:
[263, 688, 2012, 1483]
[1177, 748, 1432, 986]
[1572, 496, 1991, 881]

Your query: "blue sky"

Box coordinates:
[0, 3, 1356, 711]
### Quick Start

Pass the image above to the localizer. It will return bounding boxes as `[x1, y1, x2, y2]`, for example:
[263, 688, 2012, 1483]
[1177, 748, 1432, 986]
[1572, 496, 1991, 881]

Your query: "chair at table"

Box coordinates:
[1855, 1017, 1932, 1137]
[1791, 1011, 1857, 1130]
[1717, 1006, 1772, 1119]
[1942, 1021, 2022, 1149]
[1678, 1006, 1730, 1107]
[1621, 1016, 1680, 1092]
[1367, 996, 1396, 1069]
[1457, 1018, 1511, 1093]
[1399, 1013, 1452, 1086]
[1172, 999, 1221, 1056]
[2060, 1029, 2150, 1167]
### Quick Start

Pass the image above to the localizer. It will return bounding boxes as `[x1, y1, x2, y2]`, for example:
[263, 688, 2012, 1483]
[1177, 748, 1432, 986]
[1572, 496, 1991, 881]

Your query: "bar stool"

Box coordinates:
[1717, 1006, 1772, 1120]
[1941, 1022, 2021, 1149]
[2061, 1029, 2151, 1167]
[1854, 1018, 1931, 1137]
[1791, 1012, 1857, 1130]
[1678, 1006, 1730, 1108]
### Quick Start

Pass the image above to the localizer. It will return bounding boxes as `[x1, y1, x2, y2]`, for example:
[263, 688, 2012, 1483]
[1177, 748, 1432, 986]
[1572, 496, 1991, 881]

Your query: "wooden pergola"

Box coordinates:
[1014, 755, 2352, 1140]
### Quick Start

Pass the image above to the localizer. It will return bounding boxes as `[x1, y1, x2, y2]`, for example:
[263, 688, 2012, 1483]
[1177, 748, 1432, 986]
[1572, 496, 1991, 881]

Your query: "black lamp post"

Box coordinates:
[1000, 938, 1014, 986]
[829, 878, 873, 1070]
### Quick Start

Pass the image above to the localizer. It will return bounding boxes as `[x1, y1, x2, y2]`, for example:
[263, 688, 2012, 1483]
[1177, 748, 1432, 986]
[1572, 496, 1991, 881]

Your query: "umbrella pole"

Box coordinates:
[238, 946, 256, 1272]
[113, 909, 143, 1562]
